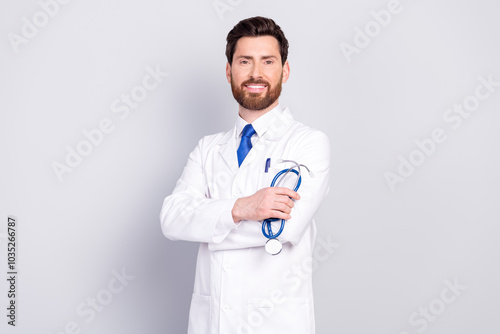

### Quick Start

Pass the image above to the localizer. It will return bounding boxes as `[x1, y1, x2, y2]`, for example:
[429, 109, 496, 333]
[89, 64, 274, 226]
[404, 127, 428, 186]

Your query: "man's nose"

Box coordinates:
[250, 62, 263, 79]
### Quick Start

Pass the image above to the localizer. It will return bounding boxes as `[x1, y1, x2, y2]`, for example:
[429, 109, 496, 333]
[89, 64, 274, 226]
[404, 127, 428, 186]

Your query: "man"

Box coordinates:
[160, 16, 330, 334]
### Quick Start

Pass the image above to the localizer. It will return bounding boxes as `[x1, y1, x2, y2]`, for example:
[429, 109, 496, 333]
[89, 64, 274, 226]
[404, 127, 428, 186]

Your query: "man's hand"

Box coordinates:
[231, 187, 300, 223]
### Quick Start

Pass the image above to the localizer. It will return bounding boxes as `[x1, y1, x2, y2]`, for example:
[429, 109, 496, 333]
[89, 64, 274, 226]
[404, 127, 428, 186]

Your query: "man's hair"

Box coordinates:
[225, 16, 289, 66]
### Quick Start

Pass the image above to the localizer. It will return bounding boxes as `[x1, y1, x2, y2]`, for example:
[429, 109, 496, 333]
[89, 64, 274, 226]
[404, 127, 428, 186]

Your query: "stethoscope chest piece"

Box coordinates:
[265, 238, 282, 255]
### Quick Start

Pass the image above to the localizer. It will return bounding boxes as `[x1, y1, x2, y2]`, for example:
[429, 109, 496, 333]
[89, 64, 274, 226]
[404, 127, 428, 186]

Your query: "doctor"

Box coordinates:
[160, 16, 330, 334]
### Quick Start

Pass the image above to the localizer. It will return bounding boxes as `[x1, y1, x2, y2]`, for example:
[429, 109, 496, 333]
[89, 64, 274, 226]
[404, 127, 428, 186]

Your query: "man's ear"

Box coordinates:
[281, 60, 290, 83]
[226, 62, 231, 83]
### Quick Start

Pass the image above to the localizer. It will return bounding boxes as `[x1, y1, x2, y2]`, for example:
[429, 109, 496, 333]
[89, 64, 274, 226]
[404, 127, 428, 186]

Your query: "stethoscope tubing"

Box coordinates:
[262, 167, 302, 239]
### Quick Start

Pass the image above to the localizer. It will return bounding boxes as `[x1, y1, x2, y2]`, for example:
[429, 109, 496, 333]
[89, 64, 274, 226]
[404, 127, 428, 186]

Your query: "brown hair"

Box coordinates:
[225, 16, 289, 66]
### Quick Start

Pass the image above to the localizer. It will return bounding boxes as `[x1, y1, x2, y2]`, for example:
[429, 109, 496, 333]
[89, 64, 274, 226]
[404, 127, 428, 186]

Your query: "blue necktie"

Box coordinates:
[237, 124, 256, 167]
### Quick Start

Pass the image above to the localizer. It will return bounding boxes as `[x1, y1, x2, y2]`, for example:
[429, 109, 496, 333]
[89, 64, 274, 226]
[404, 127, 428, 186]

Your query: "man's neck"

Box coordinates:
[238, 100, 279, 124]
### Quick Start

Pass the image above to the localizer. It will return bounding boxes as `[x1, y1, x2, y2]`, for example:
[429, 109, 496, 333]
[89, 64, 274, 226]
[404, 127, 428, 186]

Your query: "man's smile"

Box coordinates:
[244, 83, 267, 93]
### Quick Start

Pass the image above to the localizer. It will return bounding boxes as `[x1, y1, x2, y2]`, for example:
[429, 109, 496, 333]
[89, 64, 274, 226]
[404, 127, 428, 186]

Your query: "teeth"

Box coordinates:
[247, 85, 265, 88]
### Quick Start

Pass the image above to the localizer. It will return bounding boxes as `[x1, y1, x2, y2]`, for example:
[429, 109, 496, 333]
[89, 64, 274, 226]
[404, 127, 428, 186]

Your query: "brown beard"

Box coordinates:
[230, 72, 282, 111]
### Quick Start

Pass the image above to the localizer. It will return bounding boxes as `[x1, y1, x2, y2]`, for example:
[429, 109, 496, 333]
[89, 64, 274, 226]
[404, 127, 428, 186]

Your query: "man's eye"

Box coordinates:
[240, 60, 249, 65]
[265, 60, 273, 65]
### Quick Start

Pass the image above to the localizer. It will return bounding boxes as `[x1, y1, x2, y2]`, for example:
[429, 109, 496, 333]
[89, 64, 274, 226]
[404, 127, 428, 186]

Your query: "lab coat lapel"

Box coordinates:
[267, 106, 294, 140]
[218, 128, 239, 174]
[238, 109, 293, 170]
[218, 107, 295, 171]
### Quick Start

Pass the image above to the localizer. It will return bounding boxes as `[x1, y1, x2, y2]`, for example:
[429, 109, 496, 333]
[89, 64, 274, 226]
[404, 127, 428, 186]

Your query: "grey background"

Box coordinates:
[1, 0, 499, 333]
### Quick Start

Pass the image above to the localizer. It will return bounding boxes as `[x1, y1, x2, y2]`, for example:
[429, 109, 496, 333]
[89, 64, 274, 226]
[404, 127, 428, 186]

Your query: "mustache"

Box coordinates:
[241, 79, 270, 86]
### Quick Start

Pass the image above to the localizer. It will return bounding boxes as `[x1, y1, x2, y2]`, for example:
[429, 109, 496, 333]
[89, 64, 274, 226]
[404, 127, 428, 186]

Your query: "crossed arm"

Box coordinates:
[231, 186, 299, 223]
[160, 130, 330, 250]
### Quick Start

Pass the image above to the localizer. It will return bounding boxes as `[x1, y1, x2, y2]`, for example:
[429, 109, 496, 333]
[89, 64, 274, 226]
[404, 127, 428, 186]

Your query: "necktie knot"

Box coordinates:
[241, 124, 256, 138]
[237, 124, 256, 167]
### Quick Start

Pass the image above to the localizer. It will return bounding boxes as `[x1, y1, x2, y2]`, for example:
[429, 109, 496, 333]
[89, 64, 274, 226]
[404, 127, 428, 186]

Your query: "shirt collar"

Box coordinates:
[235, 104, 283, 140]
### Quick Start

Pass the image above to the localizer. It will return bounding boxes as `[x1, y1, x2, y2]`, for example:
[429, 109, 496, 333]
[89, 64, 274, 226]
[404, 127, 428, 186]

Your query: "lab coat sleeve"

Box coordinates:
[160, 138, 239, 244]
[208, 130, 330, 251]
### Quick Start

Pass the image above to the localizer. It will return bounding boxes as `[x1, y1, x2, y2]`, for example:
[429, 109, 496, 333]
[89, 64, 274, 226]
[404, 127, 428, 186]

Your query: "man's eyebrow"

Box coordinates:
[236, 55, 278, 60]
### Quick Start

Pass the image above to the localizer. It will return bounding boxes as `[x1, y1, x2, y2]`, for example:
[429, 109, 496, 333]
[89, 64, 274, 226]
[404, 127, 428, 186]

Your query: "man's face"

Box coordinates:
[226, 36, 289, 111]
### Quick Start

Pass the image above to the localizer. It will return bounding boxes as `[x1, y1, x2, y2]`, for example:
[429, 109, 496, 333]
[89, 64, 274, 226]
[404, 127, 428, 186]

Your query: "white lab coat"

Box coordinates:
[160, 106, 330, 334]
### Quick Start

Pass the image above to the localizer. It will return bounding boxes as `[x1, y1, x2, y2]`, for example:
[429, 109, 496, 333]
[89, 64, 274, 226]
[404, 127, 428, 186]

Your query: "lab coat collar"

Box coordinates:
[218, 105, 295, 172]
[219, 105, 294, 145]
[235, 104, 283, 140]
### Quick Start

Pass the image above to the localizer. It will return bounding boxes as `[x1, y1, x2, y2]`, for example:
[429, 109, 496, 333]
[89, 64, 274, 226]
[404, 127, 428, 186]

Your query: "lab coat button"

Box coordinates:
[223, 264, 232, 272]
[222, 304, 231, 312]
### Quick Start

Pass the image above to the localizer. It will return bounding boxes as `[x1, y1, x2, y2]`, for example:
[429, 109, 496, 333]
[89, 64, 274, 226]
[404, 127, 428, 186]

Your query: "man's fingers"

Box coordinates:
[272, 187, 300, 200]
[269, 210, 292, 220]
[274, 196, 294, 209]
[273, 202, 292, 214]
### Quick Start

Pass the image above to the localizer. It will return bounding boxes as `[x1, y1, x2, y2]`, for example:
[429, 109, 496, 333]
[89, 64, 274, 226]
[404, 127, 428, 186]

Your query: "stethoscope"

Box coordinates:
[263, 159, 312, 255]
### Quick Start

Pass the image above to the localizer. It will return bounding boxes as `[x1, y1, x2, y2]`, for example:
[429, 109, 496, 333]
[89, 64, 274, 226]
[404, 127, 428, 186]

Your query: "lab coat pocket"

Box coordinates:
[259, 169, 274, 190]
[246, 297, 313, 334]
[259, 164, 284, 190]
[188, 293, 211, 334]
